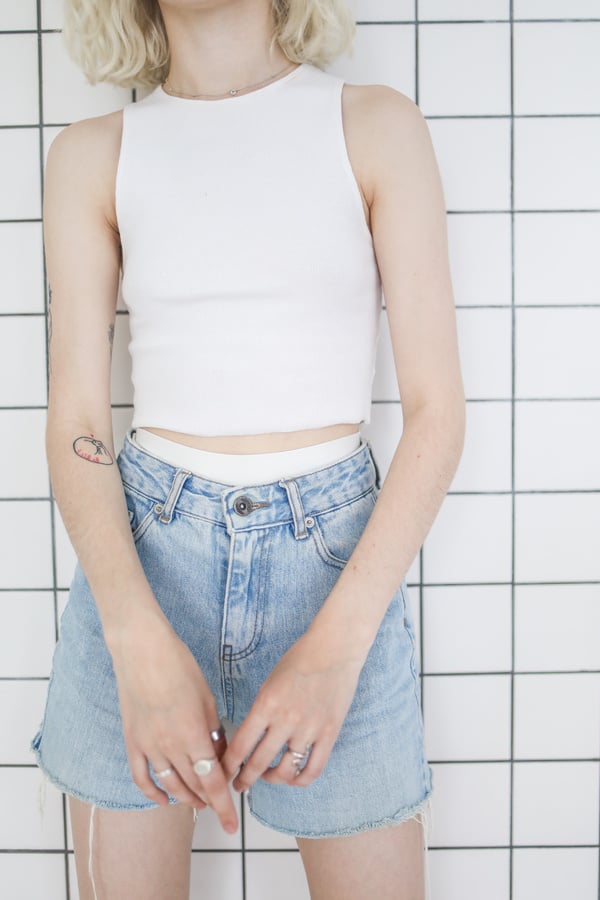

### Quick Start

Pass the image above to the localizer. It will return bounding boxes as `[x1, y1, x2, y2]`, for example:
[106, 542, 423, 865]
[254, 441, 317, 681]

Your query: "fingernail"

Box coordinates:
[225, 821, 237, 834]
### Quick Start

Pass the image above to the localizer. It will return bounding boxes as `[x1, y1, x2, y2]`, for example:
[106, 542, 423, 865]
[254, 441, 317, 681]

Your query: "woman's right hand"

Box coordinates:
[109, 609, 238, 834]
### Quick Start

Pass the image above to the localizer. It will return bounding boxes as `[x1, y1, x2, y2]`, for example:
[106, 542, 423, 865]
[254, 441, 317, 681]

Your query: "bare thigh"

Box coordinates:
[69, 796, 195, 900]
[296, 816, 426, 900]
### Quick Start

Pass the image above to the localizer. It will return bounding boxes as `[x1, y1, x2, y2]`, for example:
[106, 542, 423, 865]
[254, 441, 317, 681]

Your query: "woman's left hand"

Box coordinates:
[220, 628, 365, 789]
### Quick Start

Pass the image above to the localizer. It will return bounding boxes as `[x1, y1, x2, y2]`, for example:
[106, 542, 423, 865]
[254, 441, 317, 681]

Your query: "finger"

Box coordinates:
[150, 759, 209, 808]
[209, 725, 228, 760]
[130, 750, 170, 805]
[151, 759, 210, 808]
[176, 753, 238, 834]
[261, 740, 329, 787]
[220, 716, 269, 781]
[232, 728, 290, 792]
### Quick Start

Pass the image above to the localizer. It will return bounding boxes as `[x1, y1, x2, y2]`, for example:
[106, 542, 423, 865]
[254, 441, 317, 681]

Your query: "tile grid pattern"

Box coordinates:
[0, 1, 598, 898]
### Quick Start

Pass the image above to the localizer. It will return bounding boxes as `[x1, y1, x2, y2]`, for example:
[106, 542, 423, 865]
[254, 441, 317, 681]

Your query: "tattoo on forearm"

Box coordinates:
[73, 435, 114, 465]
[108, 322, 115, 355]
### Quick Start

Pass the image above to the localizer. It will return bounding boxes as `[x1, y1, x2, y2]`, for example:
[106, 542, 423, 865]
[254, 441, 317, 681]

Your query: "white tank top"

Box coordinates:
[116, 62, 383, 436]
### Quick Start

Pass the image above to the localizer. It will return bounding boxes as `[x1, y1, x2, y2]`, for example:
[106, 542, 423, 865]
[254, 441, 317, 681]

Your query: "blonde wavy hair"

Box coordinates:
[62, 0, 356, 89]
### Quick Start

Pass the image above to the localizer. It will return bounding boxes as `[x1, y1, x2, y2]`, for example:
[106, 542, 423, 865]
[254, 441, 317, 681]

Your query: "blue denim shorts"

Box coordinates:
[30, 429, 433, 839]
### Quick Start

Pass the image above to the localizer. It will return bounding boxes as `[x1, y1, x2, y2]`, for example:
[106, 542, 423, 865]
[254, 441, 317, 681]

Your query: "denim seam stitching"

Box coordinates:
[231, 529, 272, 661]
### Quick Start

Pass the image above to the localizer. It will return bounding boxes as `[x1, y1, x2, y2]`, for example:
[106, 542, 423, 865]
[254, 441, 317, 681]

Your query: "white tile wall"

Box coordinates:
[516, 308, 600, 398]
[1, 5, 597, 900]
[457, 308, 513, 399]
[514, 584, 600, 672]
[0, 223, 45, 313]
[429, 762, 511, 846]
[0, 853, 66, 900]
[514, 213, 600, 305]
[0, 591, 55, 677]
[424, 674, 512, 759]
[349, 0, 415, 20]
[512, 848, 599, 900]
[515, 493, 600, 582]
[430, 849, 510, 900]
[447, 213, 512, 305]
[428, 118, 512, 210]
[515, 118, 600, 209]
[40, 0, 63, 30]
[419, 23, 511, 116]
[0, 34, 39, 126]
[514, 22, 600, 115]
[423, 585, 513, 673]
[512, 762, 599, 845]
[514, 673, 600, 758]
[420, 0, 509, 18]
[0, 0, 37, 30]
[0, 129, 41, 219]
[515, 400, 600, 490]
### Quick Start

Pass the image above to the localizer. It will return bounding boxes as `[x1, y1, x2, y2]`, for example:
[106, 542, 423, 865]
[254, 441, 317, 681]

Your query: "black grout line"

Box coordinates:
[2, 669, 599, 681]
[3, 398, 600, 411]
[6, 755, 600, 768]
[5, 111, 600, 129]
[33, 2, 71, 895]
[0, 842, 598, 852]
[4, 305, 600, 315]
[2, 18, 600, 33]
[354, 19, 600, 24]
[4, 488, 600, 501]
[1, 580, 599, 591]
[2, 209, 600, 221]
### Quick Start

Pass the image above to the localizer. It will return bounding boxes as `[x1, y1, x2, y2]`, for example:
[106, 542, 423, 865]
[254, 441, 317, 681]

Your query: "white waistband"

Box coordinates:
[130, 428, 362, 484]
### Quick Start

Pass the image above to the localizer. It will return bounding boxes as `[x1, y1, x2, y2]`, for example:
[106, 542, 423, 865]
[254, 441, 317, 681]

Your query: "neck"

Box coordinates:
[157, 0, 292, 95]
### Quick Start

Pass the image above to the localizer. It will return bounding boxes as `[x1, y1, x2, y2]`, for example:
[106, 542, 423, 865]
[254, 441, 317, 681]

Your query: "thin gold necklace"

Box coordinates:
[162, 62, 298, 100]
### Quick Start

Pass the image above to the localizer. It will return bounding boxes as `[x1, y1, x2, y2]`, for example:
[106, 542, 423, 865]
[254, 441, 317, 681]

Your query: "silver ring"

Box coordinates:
[210, 725, 226, 742]
[287, 742, 313, 775]
[193, 756, 217, 777]
[155, 767, 173, 778]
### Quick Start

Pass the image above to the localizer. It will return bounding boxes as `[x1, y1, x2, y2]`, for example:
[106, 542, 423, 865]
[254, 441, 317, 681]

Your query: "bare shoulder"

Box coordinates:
[341, 83, 431, 203]
[45, 109, 124, 230]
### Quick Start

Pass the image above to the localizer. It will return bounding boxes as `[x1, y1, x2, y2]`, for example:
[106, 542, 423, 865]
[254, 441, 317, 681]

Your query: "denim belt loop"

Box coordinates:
[156, 468, 193, 524]
[278, 477, 309, 540]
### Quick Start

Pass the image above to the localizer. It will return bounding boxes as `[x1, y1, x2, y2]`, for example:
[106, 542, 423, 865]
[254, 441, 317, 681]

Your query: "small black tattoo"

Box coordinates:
[73, 434, 114, 465]
[108, 321, 115, 353]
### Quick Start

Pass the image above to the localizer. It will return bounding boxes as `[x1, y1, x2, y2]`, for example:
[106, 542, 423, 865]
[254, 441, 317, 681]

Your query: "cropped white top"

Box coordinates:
[116, 62, 383, 436]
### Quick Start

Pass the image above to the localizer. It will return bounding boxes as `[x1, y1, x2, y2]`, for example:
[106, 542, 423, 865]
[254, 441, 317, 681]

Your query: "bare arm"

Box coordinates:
[309, 85, 466, 657]
[43, 114, 167, 646]
[44, 116, 238, 830]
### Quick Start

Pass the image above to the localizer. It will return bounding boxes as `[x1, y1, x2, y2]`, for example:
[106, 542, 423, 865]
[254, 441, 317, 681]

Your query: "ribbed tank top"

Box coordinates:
[115, 62, 383, 436]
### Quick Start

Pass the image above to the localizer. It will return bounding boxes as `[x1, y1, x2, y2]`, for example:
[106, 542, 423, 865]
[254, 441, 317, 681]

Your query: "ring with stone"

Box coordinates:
[155, 766, 174, 779]
[193, 756, 218, 777]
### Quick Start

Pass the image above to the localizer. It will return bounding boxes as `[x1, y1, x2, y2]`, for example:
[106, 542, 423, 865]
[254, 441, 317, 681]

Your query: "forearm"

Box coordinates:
[46, 418, 169, 649]
[308, 401, 466, 662]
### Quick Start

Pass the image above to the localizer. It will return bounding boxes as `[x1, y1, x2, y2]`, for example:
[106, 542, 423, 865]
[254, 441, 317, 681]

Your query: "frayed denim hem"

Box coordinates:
[247, 782, 433, 840]
[30, 737, 178, 812]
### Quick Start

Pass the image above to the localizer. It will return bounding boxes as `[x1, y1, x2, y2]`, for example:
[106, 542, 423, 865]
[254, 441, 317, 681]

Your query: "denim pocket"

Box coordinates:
[309, 488, 377, 569]
[123, 484, 160, 544]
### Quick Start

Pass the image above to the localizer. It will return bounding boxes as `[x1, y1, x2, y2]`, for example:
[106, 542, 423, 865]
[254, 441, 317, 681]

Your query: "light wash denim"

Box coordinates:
[31, 428, 433, 839]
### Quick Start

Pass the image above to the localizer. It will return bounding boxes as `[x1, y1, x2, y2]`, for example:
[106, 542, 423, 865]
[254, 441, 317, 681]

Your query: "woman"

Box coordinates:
[31, 0, 465, 897]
